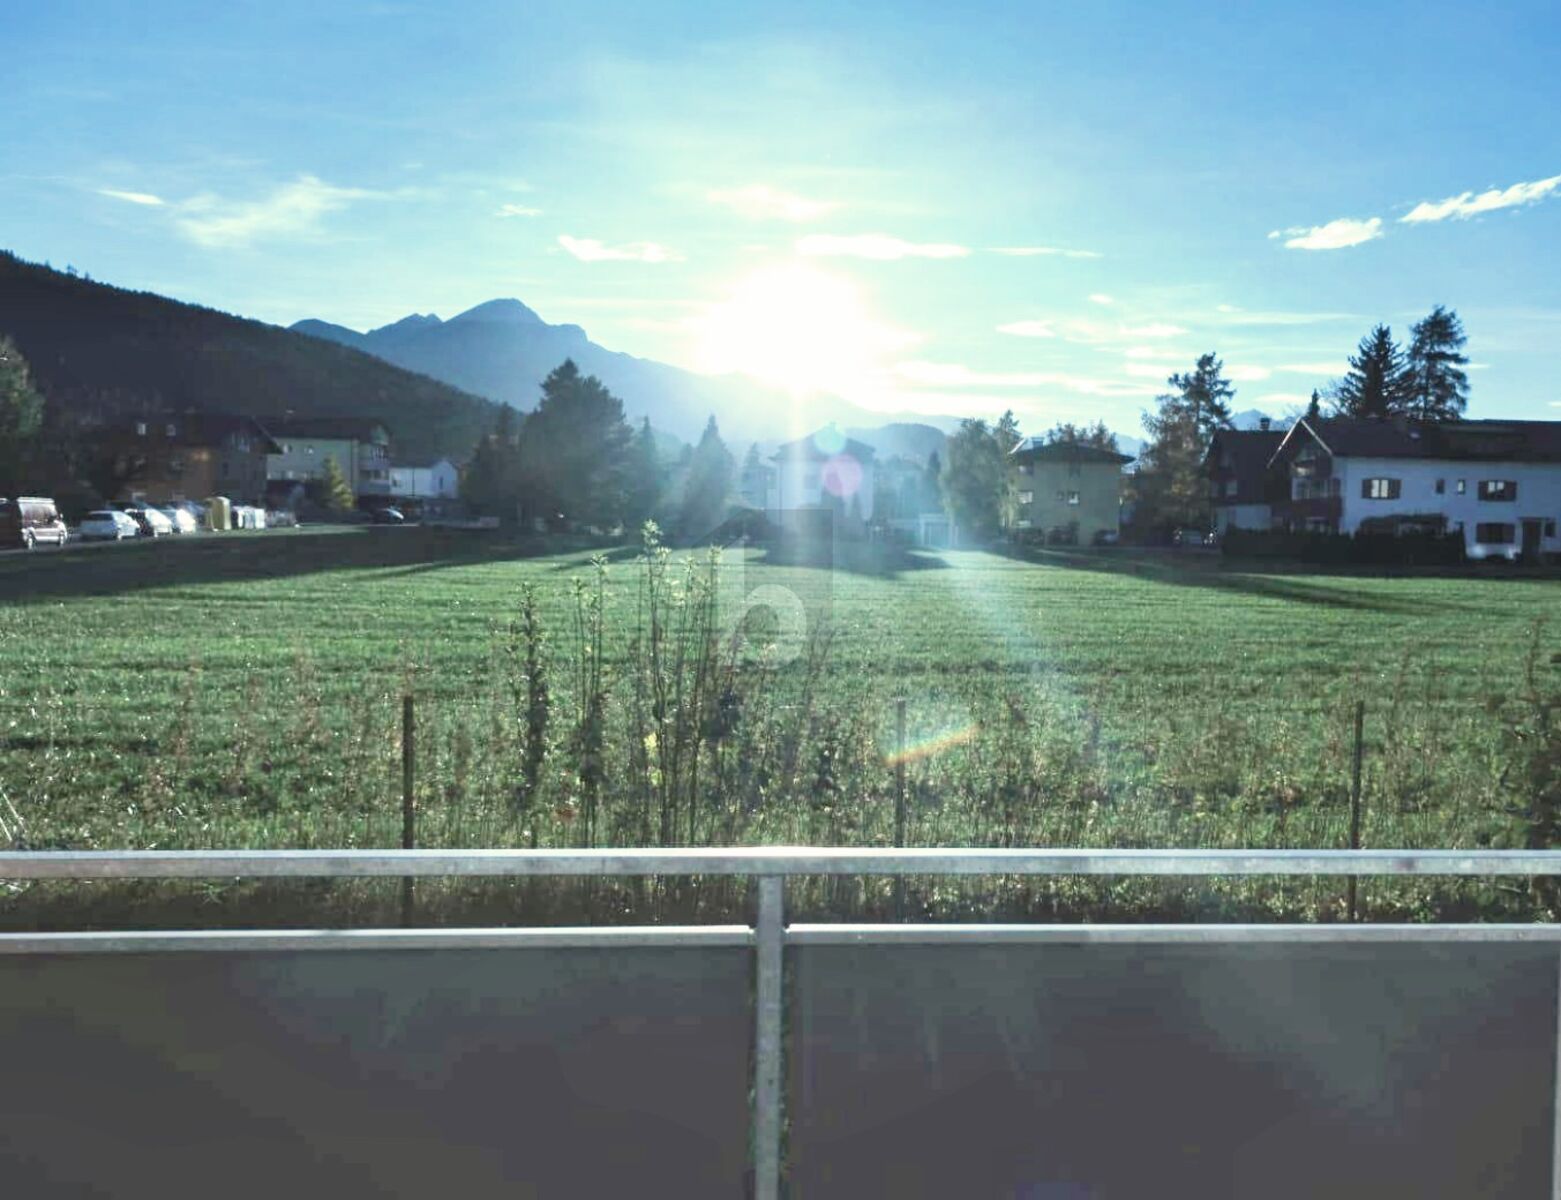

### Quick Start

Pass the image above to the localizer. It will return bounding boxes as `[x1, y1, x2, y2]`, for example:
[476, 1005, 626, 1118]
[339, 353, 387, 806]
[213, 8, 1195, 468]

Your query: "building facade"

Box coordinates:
[1010, 438, 1133, 544]
[1205, 426, 1285, 533]
[1270, 417, 1561, 560]
[265, 418, 392, 500]
[389, 458, 459, 500]
[765, 427, 876, 528]
[109, 413, 278, 505]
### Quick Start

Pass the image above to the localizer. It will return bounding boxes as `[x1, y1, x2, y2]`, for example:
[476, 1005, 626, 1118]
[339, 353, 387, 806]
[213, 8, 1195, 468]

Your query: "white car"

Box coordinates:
[158, 505, 199, 534]
[78, 510, 140, 541]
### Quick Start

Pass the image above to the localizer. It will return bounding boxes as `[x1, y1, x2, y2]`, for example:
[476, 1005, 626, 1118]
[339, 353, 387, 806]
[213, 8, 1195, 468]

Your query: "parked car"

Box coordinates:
[371, 506, 406, 525]
[117, 504, 175, 537]
[157, 505, 199, 535]
[1092, 529, 1120, 547]
[0, 496, 69, 549]
[77, 509, 140, 541]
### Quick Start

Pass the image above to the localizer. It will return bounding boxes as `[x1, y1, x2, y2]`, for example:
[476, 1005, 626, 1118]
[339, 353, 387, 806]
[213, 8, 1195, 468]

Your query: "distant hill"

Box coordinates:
[290, 299, 934, 444]
[0, 252, 498, 460]
[845, 422, 948, 463]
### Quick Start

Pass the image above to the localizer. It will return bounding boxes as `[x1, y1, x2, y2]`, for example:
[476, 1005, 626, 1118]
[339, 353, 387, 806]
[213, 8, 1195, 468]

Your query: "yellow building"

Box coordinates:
[1010, 438, 1133, 544]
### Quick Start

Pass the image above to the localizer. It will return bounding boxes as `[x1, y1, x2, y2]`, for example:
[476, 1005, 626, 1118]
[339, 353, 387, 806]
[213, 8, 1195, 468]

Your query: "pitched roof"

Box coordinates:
[1273, 417, 1561, 465]
[265, 416, 391, 442]
[772, 427, 877, 462]
[1011, 437, 1134, 465]
[1205, 428, 1284, 471]
[114, 412, 282, 454]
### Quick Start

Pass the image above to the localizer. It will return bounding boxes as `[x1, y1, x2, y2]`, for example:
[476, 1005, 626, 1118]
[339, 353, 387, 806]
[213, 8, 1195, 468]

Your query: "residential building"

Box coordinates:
[106, 413, 279, 505]
[1205, 425, 1285, 532]
[1009, 438, 1134, 544]
[265, 418, 392, 500]
[765, 427, 876, 528]
[1269, 416, 1561, 559]
[389, 458, 459, 500]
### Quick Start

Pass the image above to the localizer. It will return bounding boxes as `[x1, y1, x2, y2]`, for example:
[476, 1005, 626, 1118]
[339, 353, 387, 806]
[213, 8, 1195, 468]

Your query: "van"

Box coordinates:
[0, 496, 69, 550]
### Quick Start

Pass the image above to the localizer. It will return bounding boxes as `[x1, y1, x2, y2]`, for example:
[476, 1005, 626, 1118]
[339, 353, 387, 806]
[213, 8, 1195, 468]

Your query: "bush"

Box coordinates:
[1222, 528, 1466, 566]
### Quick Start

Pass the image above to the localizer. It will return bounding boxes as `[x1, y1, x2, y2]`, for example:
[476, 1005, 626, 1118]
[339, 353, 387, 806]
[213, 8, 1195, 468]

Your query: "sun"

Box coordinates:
[692, 263, 913, 399]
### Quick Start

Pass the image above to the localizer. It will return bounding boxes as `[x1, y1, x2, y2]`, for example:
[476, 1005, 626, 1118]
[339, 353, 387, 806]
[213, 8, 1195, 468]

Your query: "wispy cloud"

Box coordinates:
[1088, 293, 1114, 306]
[98, 188, 165, 207]
[1275, 360, 1348, 375]
[1271, 216, 1383, 250]
[557, 234, 681, 263]
[996, 319, 1055, 338]
[1123, 362, 1182, 379]
[1401, 173, 1561, 223]
[991, 245, 1102, 259]
[796, 233, 969, 260]
[895, 360, 1155, 398]
[707, 184, 837, 221]
[1224, 364, 1272, 382]
[1121, 322, 1184, 338]
[1214, 305, 1356, 326]
[496, 203, 542, 218]
[175, 175, 372, 248]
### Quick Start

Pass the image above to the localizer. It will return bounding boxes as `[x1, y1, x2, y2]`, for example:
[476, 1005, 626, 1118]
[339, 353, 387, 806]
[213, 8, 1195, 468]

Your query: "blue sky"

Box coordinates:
[5, 0, 1560, 431]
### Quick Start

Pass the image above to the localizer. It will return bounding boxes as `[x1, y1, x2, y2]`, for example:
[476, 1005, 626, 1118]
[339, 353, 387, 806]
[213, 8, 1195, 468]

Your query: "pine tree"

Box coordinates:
[520, 359, 634, 528]
[1335, 325, 1411, 419]
[676, 416, 735, 540]
[0, 336, 45, 491]
[1404, 305, 1470, 422]
[940, 419, 1006, 541]
[1045, 420, 1119, 450]
[319, 456, 354, 515]
[624, 418, 665, 529]
[1165, 353, 1235, 440]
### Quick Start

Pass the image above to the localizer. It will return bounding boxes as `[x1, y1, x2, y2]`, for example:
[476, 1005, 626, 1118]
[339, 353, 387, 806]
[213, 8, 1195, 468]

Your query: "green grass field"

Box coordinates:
[1, 527, 1557, 925]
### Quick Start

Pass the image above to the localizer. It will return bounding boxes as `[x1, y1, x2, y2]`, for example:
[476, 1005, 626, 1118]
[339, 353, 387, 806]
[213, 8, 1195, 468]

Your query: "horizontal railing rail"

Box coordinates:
[6, 846, 1561, 1200]
[6, 846, 1561, 878]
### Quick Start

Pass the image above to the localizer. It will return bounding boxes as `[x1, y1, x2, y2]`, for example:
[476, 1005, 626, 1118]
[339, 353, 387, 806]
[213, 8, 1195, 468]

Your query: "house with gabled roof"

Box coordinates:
[1268, 416, 1561, 560]
[765, 425, 877, 529]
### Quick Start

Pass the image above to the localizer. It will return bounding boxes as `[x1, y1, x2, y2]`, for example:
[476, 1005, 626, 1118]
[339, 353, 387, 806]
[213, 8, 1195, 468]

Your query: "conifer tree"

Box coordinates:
[1334, 325, 1411, 419]
[1404, 305, 1470, 422]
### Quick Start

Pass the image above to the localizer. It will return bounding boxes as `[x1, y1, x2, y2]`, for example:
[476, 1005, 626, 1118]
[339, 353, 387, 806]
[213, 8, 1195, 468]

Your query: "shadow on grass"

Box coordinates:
[0, 526, 616, 605]
[993, 544, 1509, 617]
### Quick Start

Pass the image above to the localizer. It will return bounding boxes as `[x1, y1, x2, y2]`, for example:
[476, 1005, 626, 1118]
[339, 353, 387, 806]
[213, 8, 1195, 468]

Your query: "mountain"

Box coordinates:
[0, 252, 498, 460]
[845, 422, 948, 463]
[290, 299, 927, 444]
[1232, 408, 1280, 431]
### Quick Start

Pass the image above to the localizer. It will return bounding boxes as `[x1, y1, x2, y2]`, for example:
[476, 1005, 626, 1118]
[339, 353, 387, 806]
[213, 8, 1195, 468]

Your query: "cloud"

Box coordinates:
[991, 245, 1102, 259]
[996, 319, 1055, 338]
[707, 184, 837, 221]
[557, 234, 681, 263]
[1276, 216, 1383, 250]
[1121, 322, 1185, 338]
[496, 203, 542, 218]
[98, 188, 165, 207]
[1089, 293, 1114, 305]
[1223, 364, 1272, 382]
[1214, 305, 1356, 326]
[1401, 173, 1561, 223]
[175, 175, 372, 248]
[796, 233, 969, 260]
[1275, 361, 1348, 375]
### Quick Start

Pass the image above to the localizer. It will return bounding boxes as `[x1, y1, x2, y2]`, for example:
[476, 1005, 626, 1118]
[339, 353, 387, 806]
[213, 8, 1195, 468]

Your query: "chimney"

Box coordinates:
[1259, 417, 1271, 431]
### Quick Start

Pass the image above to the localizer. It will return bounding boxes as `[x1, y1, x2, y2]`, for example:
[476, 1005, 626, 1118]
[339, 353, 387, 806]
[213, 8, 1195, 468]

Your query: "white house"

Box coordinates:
[765, 426, 876, 529]
[389, 458, 459, 500]
[1269, 417, 1561, 560]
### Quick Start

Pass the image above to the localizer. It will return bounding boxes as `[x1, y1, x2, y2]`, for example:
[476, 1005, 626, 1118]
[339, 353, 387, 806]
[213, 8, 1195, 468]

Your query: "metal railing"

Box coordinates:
[5, 846, 1561, 1199]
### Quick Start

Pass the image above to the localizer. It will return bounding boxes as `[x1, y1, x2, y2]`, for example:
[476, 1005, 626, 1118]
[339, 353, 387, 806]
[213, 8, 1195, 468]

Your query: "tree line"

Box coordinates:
[461, 359, 738, 540]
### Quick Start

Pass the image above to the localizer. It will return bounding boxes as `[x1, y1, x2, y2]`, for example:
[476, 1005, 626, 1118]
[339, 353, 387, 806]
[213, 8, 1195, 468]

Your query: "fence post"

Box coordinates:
[1347, 700, 1365, 923]
[401, 694, 416, 927]
[894, 698, 908, 919]
[755, 876, 784, 1200]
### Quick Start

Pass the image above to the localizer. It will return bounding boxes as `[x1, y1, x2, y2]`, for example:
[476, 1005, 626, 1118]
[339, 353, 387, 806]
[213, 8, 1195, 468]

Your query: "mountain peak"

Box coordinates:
[449, 298, 544, 326]
[371, 312, 442, 336]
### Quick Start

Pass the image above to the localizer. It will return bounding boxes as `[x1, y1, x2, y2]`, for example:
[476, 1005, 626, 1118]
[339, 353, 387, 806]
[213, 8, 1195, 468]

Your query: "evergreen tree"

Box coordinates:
[1305, 390, 1322, 421]
[520, 360, 634, 528]
[1334, 325, 1411, 419]
[993, 409, 1024, 529]
[1166, 353, 1235, 440]
[462, 406, 525, 521]
[319, 456, 354, 515]
[624, 417, 666, 529]
[939, 419, 1006, 541]
[676, 416, 735, 540]
[1045, 420, 1119, 450]
[1129, 352, 1237, 536]
[1404, 305, 1470, 422]
[0, 336, 45, 491]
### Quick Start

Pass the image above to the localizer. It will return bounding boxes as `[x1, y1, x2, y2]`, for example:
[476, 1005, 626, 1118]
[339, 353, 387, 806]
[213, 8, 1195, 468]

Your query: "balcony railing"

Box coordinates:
[4, 847, 1560, 1198]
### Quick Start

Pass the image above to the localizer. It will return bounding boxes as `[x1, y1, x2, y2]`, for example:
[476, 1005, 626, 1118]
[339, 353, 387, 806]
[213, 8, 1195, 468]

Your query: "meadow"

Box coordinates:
[1, 526, 1557, 927]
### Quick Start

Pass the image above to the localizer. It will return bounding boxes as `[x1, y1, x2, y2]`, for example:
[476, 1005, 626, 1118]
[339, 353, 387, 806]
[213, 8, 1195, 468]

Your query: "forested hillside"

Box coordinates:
[0, 252, 497, 460]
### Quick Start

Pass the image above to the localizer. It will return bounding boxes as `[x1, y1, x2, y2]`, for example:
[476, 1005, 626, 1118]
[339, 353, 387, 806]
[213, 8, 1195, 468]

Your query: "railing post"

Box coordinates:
[755, 875, 784, 1200]
[1553, 950, 1561, 1199]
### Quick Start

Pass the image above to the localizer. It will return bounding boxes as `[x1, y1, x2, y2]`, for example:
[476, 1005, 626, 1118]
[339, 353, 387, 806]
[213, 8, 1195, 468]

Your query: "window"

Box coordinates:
[1018, 490, 1033, 505]
[135, 421, 147, 436]
[1361, 478, 1401, 500]
[1455, 479, 1466, 494]
[1066, 490, 1080, 507]
[1224, 480, 1238, 498]
[1434, 478, 1445, 495]
[1477, 480, 1516, 501]
[1547, 520, 1557, 538]
[165, 422, 177, 437]
[1475, 523, 1515, 544]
